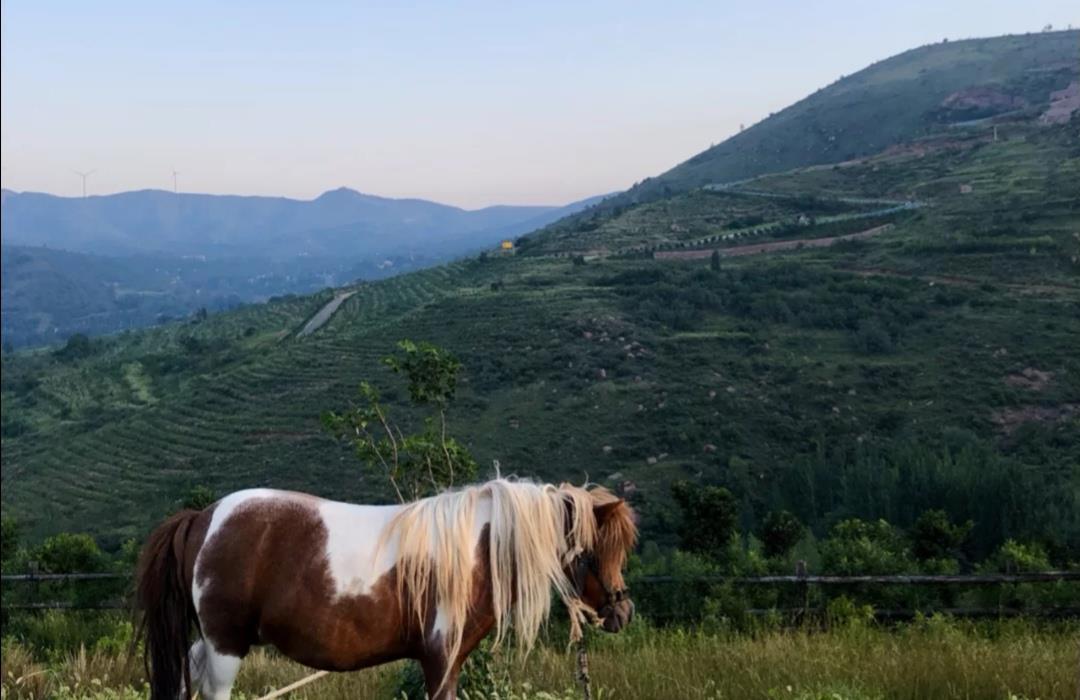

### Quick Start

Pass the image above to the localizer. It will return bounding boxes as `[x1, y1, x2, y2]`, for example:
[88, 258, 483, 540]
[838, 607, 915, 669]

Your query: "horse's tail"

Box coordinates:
[136, 509, 202, 700]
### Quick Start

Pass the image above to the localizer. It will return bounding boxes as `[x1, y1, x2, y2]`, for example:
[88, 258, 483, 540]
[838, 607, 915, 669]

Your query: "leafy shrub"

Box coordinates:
[851, 321, 894, 355]
[761, 510, 805, 559]
[983, 540, 1051, 574]
[825, 595, 876, 630]
[181, 485, 217, 511]
[911, 509, 972, 563]
[1, 515, 20, 564]
[37, 534, 105, 574]
[820, 519, 911, 575]
[54, 334, 96, 362]
[671, 481, 739, 563]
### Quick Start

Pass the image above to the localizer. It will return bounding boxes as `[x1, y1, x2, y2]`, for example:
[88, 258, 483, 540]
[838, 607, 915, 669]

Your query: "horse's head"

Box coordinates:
[568, 489, 638, 633]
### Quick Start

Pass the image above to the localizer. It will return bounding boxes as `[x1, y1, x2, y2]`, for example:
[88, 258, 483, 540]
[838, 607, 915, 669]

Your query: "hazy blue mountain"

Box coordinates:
[0, 189, 607, 347]
[0, 187, 605, 259]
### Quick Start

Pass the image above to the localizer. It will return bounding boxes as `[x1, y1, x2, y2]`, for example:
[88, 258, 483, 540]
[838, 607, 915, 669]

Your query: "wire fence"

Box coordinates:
[626, 570, 1080, 624]
[3, 571, 1078, 619]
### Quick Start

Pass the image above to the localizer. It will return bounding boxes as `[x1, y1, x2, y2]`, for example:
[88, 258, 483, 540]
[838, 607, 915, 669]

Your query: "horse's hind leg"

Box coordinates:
[186, 640, 207, 698]
[194, 640, 243, 700]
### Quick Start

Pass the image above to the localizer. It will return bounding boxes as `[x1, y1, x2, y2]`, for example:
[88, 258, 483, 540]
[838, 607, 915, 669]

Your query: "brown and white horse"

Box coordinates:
[136, 478, 637, 699]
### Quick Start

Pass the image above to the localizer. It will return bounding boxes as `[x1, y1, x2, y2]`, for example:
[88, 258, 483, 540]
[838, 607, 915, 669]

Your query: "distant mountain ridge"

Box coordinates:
[0, 187, 606, 259]
[0, 187, 607, 347]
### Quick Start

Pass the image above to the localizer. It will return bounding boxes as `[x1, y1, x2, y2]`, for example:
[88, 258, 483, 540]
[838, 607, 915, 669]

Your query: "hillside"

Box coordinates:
[1, 246, 346, 348]
[0, 190, 604, 347]
[3, 112, 1077, 561]
[565, 30, 1078, 219]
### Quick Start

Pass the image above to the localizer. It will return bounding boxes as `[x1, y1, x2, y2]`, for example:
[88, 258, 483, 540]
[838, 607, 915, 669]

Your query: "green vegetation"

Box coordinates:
[670, 482, 739, 561]
[761, 511, 805, 559]
[322, 340, 477, 502]
[2, 40, 1078, 668]
[2, 27, 1078, 700]
[3, 118, 1078, 566]
[2, 616, 1077, 699]
[0, 245, 348, 349]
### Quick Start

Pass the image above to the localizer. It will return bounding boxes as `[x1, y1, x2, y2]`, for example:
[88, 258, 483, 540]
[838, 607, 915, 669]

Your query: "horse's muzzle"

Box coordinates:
[600, 599, 634, 633]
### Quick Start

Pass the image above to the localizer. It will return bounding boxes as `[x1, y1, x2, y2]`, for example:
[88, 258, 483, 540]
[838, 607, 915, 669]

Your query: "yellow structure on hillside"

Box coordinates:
[500, 240, 514, 251]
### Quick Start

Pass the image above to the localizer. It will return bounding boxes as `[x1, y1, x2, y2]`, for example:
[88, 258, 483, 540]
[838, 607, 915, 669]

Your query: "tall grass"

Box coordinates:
[3, 617, 1076, 699]
[522, 617, 1080, 699]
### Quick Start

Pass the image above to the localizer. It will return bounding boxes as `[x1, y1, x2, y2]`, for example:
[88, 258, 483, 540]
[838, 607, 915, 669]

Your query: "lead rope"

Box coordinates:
[253, 670, 329, 700]
[563, 595, 601, 700]
[575, 637, 592, 700]
[574, 639, 591, 700]
[189, 669, 329, 700]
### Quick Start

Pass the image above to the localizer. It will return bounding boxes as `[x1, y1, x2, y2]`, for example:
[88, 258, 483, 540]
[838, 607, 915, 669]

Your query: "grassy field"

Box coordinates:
[2, 617, 1077, 699]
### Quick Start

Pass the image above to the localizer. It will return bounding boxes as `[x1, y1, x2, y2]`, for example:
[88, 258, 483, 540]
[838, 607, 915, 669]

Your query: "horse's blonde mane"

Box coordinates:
[378, 477, 613, 668]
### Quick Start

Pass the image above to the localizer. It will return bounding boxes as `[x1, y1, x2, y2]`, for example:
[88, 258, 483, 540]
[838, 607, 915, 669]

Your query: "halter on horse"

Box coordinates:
[136, 478, 637, 700]
[571, 550, 632, 633]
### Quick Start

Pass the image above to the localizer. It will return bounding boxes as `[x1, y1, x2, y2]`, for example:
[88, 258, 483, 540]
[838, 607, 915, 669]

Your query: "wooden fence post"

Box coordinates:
[796, 560, 809, 622]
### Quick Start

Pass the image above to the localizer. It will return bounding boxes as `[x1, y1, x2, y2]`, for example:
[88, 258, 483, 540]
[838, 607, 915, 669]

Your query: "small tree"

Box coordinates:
[37, 533, 105, 573]
[760, 510, 805, 559]
[54, 333, 95, 362]
[1, 515, 20, 565]
[984, 540, 1051, 574]
[182, 485, 218, 511]
[911, 509, 972, 562]
[821, 518, 911, 575]
[671, 481, 739, 562]
[323, 340, 477, 502]
[852, 321, 895, 355]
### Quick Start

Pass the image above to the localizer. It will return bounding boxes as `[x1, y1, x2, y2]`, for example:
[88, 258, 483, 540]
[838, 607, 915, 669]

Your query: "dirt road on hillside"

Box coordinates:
[654, 224, 892, 261]
[296, 291, 356, 337]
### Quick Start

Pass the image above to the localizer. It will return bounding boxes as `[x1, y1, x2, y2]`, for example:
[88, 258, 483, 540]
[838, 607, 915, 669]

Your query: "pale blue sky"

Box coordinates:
[1, 1, 1077, 207]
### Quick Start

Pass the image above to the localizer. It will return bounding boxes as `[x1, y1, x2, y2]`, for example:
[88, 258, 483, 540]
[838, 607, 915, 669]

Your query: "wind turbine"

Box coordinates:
[172, 168, 180, 194]
[73, 169, 96, 198]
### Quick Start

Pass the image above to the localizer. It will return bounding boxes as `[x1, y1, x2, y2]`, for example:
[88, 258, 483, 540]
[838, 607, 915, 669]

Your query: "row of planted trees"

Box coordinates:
[629, 480, 1076, 626]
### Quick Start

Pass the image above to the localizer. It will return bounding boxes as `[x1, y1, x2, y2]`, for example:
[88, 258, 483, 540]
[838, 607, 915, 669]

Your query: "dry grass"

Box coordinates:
[232, 650, 399, 698]
[1, 641, 144, 700]
[2, 619, 1077, 699]
[520, 620, 1080, 699]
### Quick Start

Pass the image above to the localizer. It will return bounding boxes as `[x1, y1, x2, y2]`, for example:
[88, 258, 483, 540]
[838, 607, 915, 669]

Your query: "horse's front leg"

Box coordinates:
[420, 653, 462, 700]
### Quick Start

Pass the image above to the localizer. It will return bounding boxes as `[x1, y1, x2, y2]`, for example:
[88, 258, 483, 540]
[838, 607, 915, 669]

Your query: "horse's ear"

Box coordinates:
[593, 499, 624, 525]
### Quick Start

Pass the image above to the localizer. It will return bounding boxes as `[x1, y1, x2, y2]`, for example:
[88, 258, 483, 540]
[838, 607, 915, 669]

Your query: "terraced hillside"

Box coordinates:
[3, 109, 1078, 560]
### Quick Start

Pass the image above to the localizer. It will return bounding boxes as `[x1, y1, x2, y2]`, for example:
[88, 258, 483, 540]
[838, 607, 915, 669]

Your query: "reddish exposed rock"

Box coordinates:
[991, 404, 1078, 434]
[1004, 368, 1053, 391]
[941, 86, 1027, 112]
[1040, 81, 1080, 125]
